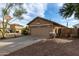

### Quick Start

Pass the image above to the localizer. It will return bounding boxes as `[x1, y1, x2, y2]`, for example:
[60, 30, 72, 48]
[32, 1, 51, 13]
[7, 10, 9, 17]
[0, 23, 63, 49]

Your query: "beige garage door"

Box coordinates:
[30, 26, 51, 38]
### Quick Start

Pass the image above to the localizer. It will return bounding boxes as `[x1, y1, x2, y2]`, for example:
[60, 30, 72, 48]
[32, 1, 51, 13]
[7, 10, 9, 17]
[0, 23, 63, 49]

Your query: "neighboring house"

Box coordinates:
[0, 20, 23, 33]
[10, 24, 23, 33]
[74, 24, 79, 28]
[72, 24, 79, 37]
[27, 17, 71, 38]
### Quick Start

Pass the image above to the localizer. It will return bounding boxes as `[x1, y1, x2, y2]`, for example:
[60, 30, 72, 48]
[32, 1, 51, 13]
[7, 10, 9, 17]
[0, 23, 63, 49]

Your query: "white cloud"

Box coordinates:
[66, 14, 74, 20]
[23, 3, 47, 17]
[70, 20, 79, 23]
[0, 3, 47, 26]
[9, 3, 48, 26]
[65, 19, 79, 28]
[19, 3, 48, 26]
[57, 3, 64, 7]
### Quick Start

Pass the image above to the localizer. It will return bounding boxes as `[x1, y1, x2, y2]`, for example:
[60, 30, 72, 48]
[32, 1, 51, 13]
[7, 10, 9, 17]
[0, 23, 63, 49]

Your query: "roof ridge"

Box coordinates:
[27, 16, 67, 28]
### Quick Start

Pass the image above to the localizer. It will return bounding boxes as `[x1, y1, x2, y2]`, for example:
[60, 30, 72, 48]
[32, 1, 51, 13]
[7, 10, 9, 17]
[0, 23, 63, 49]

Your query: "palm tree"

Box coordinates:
[59, 3, 79, 19]
[1, 3, 27, 38]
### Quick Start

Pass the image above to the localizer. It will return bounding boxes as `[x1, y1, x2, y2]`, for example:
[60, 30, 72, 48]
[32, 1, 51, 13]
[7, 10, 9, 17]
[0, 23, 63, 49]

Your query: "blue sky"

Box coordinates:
[44, 3, 79, 28]
[0, 3, 79, 28]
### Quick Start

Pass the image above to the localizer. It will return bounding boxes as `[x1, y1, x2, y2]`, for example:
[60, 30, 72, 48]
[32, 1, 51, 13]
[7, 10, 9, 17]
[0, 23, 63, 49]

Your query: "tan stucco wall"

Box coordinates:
[10, 25, 23, 33]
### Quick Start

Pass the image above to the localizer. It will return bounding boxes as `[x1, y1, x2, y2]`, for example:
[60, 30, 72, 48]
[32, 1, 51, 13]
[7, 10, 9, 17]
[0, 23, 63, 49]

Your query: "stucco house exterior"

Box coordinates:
[72, 24, 79, 37]
[0, 19, 23, 33]
[10, 24, 23, 33]
[27, 17, 71, 38]
[74, 24, 79, 28]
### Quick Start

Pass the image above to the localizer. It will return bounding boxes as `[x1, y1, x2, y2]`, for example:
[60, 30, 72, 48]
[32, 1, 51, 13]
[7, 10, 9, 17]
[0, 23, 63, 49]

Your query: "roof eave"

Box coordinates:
[27, 16, 67, 28]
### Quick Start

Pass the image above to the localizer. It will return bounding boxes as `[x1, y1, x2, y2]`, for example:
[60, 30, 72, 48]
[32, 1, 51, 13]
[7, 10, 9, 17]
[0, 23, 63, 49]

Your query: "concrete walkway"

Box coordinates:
[0, 36, 41, 56]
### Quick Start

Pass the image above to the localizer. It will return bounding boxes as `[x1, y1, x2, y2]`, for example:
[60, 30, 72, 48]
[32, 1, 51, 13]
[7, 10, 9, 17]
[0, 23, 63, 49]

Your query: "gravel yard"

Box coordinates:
[6, 38, 79, 56]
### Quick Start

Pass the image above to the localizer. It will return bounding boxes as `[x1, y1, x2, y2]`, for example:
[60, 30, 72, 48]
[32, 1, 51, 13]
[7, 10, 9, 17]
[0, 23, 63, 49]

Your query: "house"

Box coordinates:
[72, 24, 79, 37]
[10, 24, 23, 33]
[0, 20, 23, 33]
[27, 17, 71, 38]
[74, 24, 79, 28]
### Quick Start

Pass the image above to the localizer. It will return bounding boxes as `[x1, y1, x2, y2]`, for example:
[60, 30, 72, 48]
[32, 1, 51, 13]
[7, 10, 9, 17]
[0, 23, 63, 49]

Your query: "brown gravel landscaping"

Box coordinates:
[6, 38, 79, 56]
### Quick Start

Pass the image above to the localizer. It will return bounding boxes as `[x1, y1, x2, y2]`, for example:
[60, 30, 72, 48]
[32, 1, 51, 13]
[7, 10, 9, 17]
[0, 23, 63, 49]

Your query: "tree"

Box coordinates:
[0, 3, 27, 38]
[59, 3, 79, 19]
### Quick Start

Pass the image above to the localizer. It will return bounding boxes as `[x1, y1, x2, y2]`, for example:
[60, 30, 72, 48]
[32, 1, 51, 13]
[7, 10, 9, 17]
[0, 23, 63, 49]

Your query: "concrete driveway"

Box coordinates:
[0, 36, 41, 56]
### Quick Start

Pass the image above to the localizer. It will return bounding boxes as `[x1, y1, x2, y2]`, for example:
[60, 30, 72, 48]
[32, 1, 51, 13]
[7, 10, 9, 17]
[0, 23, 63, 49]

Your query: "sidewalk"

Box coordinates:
[0, 36, 41, 56]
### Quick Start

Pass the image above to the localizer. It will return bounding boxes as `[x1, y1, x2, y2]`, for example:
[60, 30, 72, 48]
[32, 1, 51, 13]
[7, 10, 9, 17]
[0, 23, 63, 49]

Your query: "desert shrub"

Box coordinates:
[21, 26, 30, 35]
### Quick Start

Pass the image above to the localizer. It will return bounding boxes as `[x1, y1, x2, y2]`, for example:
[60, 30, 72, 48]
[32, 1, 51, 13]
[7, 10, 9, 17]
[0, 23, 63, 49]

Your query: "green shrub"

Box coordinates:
[21, 26, 30, 35]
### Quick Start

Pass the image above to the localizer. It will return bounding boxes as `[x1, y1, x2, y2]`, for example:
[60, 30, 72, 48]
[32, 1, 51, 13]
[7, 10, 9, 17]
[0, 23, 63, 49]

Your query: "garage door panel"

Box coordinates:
[31, 26, 51, 38]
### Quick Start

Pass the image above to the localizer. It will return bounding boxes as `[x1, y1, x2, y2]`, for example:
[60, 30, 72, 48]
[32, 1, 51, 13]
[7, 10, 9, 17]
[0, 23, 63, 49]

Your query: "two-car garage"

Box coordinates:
[30, 25, 52, 38]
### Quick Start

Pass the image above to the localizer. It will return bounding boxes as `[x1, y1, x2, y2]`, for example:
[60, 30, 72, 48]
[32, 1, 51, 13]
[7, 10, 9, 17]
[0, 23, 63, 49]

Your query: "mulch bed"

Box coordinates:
[6, 39, 79, 56]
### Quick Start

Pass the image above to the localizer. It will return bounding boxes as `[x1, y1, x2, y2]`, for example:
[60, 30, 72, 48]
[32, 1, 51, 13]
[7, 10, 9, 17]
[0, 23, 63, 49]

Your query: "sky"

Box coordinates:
[0, 3, 79, 28]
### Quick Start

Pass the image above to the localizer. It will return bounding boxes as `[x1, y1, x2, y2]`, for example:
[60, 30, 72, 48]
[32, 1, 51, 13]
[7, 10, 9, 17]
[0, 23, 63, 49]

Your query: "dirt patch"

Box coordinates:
[6, 38, 79, 56]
